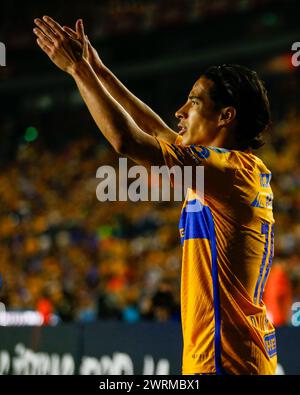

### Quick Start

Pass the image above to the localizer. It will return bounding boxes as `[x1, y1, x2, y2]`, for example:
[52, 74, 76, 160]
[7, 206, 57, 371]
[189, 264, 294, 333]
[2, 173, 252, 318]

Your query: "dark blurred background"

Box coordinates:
[0, 0, 300, 327]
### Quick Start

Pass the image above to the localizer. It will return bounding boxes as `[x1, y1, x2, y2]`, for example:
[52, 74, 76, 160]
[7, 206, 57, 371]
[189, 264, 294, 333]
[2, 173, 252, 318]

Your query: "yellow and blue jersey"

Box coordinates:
[157, 136, 276, 375]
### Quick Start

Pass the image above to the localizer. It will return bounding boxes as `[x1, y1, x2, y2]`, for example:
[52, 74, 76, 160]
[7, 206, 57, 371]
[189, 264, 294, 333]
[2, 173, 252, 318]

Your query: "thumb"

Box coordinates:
[63, 26, 78, 40]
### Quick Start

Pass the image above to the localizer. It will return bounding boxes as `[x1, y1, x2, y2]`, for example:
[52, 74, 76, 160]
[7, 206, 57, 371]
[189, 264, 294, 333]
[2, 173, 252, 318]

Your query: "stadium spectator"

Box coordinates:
[263, 259, 293, 327]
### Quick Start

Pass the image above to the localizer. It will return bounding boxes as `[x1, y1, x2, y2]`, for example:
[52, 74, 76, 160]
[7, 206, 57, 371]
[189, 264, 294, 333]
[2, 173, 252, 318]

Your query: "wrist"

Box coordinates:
[70, 59, 91, 78]
[92, 61, 110, 79]
[90, 57, 105, 71]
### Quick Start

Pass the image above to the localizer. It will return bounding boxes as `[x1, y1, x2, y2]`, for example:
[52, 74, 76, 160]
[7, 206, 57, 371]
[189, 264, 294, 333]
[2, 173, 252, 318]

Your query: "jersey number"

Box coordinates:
[253, 223, 274, 305]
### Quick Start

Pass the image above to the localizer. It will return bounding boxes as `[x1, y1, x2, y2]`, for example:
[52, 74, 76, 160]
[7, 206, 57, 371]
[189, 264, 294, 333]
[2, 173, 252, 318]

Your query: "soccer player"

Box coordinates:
[33, 16, 276, 375]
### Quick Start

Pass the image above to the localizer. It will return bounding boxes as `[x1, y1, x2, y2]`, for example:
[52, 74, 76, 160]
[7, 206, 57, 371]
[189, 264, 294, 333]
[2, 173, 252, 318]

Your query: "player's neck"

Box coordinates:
[207, 131, 236, 150]
[208, 128, 248, 151]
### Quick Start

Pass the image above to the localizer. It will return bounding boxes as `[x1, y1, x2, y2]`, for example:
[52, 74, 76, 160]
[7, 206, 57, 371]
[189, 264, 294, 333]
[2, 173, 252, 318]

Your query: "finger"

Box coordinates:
[87, 42, 93, 56]
[42, 15, 66, 38]
[34, 18, 57, 41]
[63, 26, 78, 40]
[75, 19, 82, 39]
[86, 36, 92, 50]
[82, 35, 89, 59]
[36, 37, 52, 55]
[76, 19, 85, 40]
[86, 37, 95, 55]
[33, 28, 53, 47]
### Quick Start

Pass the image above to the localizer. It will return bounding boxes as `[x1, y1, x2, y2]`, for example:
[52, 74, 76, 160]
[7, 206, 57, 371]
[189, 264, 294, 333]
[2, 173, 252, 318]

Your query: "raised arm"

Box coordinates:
[33, 16, 165, 168]
[63, 21, 178, 144]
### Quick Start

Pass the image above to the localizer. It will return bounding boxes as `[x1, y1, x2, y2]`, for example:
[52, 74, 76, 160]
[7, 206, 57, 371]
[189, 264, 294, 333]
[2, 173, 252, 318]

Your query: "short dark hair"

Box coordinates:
[202, 64, 271, 150]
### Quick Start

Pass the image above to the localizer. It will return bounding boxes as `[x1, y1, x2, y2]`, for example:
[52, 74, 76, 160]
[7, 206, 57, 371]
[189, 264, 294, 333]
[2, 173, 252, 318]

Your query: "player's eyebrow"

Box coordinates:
[188, 95, 203, 101]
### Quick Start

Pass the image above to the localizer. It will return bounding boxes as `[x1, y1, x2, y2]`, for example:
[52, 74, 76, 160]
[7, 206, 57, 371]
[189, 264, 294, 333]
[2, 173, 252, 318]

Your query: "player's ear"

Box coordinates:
[218, 106, 236, 127]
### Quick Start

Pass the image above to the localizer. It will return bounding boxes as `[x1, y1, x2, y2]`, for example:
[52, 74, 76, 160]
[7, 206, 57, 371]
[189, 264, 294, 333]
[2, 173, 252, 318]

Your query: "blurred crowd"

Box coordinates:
[260, 108, 300, 326]
[0, 103, 299, 327]
[0, 134, 182, 324]
[2, 0, 285, 50]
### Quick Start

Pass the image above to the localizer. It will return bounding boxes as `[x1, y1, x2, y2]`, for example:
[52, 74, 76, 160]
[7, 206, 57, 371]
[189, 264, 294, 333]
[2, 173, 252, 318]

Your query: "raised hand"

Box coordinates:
[33, 16, 88, 75]
[63, 20, 104, 70]
[34, 17, 177, 144]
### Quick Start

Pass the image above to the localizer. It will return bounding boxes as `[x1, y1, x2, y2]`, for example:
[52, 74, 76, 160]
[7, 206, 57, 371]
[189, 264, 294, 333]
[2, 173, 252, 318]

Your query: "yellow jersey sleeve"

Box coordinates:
[157, 136, 229, 168]
[156, 137, 233, 198]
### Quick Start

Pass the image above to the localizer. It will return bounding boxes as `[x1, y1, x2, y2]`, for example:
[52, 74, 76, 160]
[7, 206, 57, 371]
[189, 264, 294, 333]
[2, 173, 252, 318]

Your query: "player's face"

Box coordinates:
[175, 77, 221, 146]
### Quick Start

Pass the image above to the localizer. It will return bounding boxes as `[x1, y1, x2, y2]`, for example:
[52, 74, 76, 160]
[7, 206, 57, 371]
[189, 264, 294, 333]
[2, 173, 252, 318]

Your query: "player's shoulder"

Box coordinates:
[203, 146, 272, 175]
[175, 137, 271, 173]
[224, 149, 271, 173]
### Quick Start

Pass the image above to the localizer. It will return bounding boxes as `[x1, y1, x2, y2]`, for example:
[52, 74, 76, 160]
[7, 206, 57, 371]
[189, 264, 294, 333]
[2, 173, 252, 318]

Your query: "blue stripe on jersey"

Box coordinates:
[206, 208, 224, 375]
[179, 203, 210, 244]
[179, 200, 224, 374]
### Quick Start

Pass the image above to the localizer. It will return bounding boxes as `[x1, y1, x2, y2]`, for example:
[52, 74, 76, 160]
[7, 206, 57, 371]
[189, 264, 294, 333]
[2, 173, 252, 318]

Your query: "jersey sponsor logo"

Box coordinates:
[264, 332, 277, 358]
[251, 192, 273, 209]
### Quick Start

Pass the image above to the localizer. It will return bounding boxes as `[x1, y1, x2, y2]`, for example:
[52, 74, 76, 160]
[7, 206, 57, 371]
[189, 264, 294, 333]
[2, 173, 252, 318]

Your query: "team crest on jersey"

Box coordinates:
[260, 173, 272, 187]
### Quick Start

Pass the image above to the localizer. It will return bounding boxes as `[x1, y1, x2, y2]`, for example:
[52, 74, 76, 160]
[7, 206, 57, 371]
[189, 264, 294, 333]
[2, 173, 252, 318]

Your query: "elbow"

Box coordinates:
[113, 137, 128, 156]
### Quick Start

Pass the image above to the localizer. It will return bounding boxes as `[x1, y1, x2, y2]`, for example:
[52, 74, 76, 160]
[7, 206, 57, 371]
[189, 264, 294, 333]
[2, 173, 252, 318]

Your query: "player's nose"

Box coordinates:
[175, 101, 189, 119]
